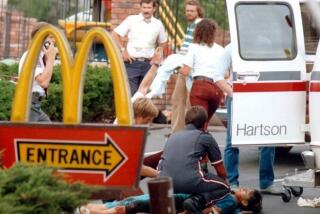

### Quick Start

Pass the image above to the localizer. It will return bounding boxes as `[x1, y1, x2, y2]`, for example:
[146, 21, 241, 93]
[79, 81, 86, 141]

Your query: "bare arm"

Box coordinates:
[158, 41, 168, 58]
[213, 161, 227, 180]
[111, 31, 124, 50]
[137, 64, 159, 95]
[111, 31, 135, 63]
[178, 64, 192, 76]
[137, 47, 163, 95]
[141, 164, 158, 178]
[216, 79, 232, 97]
[35, 44, 56, 88]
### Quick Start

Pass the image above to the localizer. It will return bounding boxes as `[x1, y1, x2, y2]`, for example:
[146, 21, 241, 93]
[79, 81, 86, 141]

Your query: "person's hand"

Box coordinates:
[150, 47, 163, 66]
[122, 50, 135, 63]
[44, 42, 57, 61]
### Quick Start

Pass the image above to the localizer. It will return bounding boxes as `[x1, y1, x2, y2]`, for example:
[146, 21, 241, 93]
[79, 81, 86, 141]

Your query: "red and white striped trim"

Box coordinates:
[310, 82, 320, 92]
[233, 81, 307, 93]
[211, 159, 223, 165]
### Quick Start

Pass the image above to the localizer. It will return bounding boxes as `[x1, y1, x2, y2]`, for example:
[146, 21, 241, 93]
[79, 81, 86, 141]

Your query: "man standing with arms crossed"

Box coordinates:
[112, 0, 167, 95]
[171, 0, 203, 133]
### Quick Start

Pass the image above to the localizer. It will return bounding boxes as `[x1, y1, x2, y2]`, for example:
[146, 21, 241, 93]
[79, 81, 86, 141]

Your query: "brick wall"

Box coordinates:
[111, 0, 141, 28]
[0, 8, 37, 59]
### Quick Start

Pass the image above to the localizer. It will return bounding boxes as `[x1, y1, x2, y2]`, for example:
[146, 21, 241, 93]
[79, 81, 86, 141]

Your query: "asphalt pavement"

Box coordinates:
[141, 125, 320, 214]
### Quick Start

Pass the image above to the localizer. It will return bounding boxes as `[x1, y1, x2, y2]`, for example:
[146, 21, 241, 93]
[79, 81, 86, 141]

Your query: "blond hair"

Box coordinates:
[133, 98, 158, 119]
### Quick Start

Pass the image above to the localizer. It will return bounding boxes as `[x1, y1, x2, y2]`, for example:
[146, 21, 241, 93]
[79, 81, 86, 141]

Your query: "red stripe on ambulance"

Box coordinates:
[310, 82, 320, 92]
[233, 82, 307, 92]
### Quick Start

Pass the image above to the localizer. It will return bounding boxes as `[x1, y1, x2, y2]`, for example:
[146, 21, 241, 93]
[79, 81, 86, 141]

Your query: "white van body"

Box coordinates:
[226, 0, 319, 146]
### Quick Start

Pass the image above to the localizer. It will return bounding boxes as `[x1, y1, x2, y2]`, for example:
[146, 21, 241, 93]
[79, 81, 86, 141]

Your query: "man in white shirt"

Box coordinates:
[18, 22, 57, 122]
[112, 0, 167, 95]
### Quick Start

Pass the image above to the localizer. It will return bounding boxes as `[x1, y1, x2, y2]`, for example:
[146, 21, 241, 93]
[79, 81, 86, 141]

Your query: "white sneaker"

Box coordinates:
[260, 184, 282, 194]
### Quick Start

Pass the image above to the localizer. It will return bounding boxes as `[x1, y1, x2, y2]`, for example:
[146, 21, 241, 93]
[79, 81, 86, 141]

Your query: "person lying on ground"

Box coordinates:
[80, 187, 262, 214]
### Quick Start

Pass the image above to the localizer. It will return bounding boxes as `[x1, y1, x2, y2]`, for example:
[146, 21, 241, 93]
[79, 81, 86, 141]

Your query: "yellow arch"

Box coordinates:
[11, 25, 133, 125]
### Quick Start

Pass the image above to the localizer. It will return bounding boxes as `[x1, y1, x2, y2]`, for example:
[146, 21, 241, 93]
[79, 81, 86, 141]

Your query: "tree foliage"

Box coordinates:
[8, 0, 52, 22]
[166, 0, 228, 30]
[7, 0, 79, 24]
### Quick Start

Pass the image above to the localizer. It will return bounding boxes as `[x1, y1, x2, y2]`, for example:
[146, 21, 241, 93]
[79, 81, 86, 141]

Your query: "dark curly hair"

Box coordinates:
[239, 189, 263, 213]
[193, 19, 217, 47]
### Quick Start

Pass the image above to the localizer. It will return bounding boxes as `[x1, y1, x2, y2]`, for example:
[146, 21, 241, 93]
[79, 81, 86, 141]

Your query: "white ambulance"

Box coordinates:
[225, 0, 320, 158]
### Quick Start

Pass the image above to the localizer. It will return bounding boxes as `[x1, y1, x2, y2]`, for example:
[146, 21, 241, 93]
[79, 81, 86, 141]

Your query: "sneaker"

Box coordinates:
[260, 184, 282, 195]
[183, 195, 205, 214]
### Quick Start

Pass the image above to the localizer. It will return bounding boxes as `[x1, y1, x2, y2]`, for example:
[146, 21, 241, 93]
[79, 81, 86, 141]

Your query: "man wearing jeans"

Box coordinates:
[214, 44, 278, 193]
[112, 0, 167, 95]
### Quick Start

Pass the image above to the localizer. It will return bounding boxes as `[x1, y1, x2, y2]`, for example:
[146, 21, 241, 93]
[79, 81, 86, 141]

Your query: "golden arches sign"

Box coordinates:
[11, 25, 133, 125]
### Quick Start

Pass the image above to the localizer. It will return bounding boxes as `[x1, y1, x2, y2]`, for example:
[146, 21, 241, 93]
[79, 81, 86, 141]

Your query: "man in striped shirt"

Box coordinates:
[171, 0, 203, 133]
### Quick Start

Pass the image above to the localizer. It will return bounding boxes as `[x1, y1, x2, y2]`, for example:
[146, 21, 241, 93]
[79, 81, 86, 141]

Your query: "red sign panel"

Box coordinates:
[0, 122, 147, 188]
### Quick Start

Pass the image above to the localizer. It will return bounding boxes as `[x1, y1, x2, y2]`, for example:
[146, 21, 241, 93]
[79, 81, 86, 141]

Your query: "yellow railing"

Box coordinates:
[159, 0, 185, 48]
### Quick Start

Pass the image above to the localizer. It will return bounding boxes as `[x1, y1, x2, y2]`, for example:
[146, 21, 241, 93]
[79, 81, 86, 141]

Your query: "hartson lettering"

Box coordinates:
[236, 123, 287, 136]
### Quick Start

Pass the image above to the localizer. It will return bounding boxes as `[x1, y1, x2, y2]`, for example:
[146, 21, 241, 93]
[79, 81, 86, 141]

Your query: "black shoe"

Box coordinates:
[183, 195, 205, 214]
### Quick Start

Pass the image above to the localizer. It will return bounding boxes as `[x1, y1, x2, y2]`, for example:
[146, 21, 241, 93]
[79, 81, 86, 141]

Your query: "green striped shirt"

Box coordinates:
[179, 18, 202, 55]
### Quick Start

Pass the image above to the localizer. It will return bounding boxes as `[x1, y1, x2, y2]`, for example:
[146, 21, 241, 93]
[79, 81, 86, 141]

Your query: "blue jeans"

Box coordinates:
[125, 60, 151, 95]
[223, 97, 275, 189]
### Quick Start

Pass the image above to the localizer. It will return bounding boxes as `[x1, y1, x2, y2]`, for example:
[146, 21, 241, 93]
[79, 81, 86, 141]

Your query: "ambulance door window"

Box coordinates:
[235, 3, 296, 60]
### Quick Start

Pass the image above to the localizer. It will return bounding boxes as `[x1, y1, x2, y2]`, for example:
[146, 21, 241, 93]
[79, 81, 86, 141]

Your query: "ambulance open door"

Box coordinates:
[226, 0, 307, 145]
[310, 41, 320, 162]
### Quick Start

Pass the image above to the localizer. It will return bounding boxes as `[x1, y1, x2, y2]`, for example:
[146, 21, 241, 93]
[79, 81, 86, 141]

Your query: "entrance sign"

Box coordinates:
[0, 123, 147, 186]
[227, 0, 307, 145]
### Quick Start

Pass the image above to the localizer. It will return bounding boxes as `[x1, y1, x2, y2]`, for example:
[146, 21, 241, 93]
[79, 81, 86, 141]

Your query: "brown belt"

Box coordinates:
[193, 76, 214, 83]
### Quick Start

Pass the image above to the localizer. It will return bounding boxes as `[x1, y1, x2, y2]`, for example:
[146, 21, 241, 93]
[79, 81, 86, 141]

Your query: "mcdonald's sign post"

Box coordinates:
[0, 25, 147, 187]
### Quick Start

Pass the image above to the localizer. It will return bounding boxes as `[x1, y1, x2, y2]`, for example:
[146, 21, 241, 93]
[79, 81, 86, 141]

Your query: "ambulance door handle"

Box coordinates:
[236, 71, 260, 82]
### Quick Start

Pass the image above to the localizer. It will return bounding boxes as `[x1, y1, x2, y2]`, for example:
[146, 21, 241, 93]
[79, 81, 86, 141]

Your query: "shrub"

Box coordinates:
[0, 81, 15, 120]
[0, 163, 94, 214]
[0, 63, 18, 79]
[0, 63, 115, 122]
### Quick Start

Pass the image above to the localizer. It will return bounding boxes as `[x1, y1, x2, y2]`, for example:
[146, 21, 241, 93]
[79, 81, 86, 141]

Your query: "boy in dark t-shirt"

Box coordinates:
[157, 105, 230, 206]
